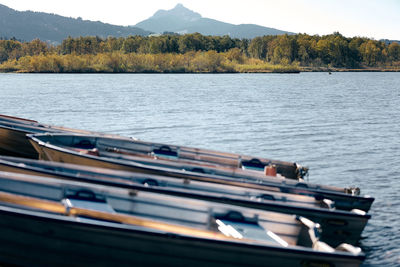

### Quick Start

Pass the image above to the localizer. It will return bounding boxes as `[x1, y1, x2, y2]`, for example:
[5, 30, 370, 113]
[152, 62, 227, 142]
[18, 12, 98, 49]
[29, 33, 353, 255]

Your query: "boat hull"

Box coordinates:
[0, 126, 39, 158]
[0, 206, 363, 267]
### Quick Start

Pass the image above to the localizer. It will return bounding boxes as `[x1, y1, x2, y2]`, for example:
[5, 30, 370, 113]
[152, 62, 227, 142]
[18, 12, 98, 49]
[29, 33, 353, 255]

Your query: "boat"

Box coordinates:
[0, 114, 308, 180]
[0, 171, 365, 266]
[0, 114, 91, 158]
[0, 155, 370, 246]
[0, 114, 122, 158]
[28, 133, 374, 212]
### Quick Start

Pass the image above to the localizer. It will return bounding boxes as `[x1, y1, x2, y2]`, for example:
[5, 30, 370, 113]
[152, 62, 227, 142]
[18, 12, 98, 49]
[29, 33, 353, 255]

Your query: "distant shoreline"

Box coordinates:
[1, 68, 399, 74]
[301, 67, 400, 73]
[2, 33, 400, 74]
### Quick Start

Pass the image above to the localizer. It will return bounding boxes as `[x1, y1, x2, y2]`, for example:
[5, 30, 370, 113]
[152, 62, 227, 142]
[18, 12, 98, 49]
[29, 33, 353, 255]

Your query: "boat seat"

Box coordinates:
[241, 158, 267, 171]
[63, 189, 115, 213]
[152, 145, 178, 159]
[72, 139, 96, 149]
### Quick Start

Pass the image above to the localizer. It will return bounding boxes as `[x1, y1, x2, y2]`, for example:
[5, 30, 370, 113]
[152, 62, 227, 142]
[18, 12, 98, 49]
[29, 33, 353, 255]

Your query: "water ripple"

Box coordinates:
[1, 72, 399, 266]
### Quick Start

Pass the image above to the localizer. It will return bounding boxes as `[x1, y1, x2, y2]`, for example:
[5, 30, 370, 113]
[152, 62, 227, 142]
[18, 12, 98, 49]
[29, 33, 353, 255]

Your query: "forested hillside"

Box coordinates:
[0, 4, 150, 44]
[1, 32, 399, 73]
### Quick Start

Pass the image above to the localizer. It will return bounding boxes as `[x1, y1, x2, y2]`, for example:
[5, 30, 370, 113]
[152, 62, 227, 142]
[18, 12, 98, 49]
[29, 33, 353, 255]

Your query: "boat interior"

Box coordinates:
[0, 171, 299, 245]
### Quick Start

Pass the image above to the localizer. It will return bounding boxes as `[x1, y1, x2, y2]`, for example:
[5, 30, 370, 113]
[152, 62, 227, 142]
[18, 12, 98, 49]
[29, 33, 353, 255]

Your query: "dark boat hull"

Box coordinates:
[0, 206, 363, 267]
[0, 126, 39, 158]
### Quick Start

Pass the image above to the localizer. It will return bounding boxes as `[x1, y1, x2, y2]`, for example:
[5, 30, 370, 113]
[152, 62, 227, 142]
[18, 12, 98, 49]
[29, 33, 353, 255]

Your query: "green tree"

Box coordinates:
[360, 40, 381, 66]
[0, 40, 22, 62]
[388, 42, 400, 62]
[22, 39, 48, 56]
[122, 36, 142, 53]
[178, 33, 205, 53]
[248, 37, 267, 59]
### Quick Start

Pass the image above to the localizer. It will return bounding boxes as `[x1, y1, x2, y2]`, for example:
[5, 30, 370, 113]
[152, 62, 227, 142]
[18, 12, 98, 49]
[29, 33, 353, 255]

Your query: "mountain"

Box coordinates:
[135, 4, 292, 38]
[0, 4, 150, 44]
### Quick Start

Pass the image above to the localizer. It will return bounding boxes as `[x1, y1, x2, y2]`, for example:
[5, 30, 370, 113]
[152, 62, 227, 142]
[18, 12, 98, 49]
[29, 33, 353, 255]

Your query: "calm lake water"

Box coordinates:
[1, 72, 399, 266]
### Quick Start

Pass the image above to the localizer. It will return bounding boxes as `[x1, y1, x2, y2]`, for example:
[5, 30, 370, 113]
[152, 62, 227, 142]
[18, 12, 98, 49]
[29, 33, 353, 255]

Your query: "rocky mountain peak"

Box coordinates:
[152, 3, 201, 21]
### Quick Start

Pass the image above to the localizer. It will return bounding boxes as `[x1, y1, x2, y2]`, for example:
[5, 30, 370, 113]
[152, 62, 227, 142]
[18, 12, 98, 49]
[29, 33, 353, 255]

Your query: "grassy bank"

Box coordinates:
[2, 52, 398, 73]
[0, 51, 302, 73]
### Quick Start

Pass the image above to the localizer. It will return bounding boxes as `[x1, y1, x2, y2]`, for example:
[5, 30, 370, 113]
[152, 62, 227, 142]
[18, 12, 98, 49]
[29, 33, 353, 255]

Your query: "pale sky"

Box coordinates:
[1, 0, 399, 40]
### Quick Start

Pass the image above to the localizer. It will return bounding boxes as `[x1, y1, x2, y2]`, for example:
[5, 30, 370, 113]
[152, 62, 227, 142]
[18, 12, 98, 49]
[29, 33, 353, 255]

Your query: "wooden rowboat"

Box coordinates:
[0, 155, 370, 246]
[0, 171, 364, 266]
[28, 133, 374, 212]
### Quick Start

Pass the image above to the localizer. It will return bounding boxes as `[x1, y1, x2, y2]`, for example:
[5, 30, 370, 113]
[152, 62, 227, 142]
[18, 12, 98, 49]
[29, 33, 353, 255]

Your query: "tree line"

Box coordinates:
[1, 32, 399, 73]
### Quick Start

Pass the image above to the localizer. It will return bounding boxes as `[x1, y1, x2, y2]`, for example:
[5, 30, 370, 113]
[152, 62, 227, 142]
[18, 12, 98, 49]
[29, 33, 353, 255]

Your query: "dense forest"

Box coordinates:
[1, 32, 399, 73]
